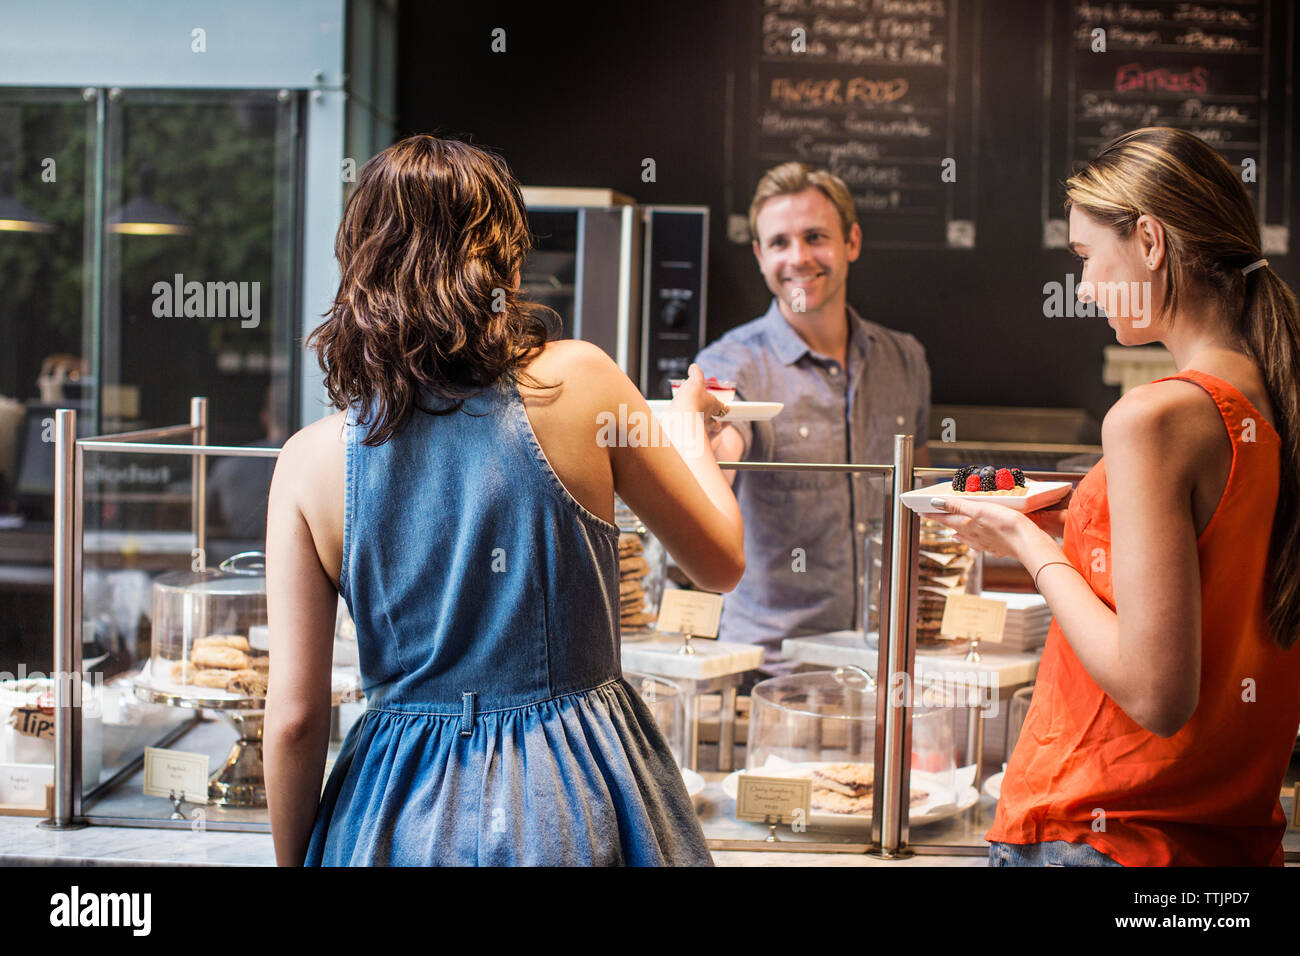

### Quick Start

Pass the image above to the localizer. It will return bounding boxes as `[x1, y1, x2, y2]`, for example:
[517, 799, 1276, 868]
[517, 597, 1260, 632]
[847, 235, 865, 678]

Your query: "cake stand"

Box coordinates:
[133, 668, 362, 807]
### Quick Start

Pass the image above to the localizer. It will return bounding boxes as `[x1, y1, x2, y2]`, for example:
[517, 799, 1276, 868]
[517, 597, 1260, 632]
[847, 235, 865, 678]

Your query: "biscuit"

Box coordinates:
[811, 786, 929, 815]
[195, 634, 250, 652]
[619, 579, 643, 598]
[917, 541, 966, 555]
[226, 669, 268, 696]
[193, 668, 238, 689]
[248, 653, 271, 673]
[192, 644, 250, 670]
[811, 788, 873, 815]
[170, 660, 195, 683]
[620, 611, 656, 629]
[811, 763, 874, 797]
[619, 555, 649, 579]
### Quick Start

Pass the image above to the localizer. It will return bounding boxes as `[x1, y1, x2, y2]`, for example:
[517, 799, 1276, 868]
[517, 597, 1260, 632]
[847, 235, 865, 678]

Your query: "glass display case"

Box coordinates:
[40, 400, 362, 829]
[728, 668, 968, 839]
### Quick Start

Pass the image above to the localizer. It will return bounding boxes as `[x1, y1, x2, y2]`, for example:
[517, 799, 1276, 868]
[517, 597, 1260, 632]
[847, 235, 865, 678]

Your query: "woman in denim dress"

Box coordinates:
[263, 136, 744, 865]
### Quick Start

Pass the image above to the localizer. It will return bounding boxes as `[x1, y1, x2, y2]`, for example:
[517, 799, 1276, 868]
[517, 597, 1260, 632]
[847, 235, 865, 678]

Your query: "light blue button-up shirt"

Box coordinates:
[695, 299, 931, 671]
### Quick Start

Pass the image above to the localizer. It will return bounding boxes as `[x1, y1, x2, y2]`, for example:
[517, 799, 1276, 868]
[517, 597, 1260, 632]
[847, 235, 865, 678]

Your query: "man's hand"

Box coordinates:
[711, 424, 746, 486]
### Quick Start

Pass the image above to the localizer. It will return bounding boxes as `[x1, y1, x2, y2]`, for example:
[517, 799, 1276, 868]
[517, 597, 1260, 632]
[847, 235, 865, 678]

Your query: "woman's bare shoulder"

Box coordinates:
[516, 340, 630, 416]
[1102, 379, 1225, 467]
[283, 411, 347, 455]
[518, 339, 618, 389]
[271, 412, 347, 501]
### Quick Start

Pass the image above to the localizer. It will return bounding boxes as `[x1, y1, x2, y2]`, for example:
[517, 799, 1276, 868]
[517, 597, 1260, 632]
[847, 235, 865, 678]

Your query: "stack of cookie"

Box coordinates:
[619, 532, 655, 632]
[916, 518, 975, 649]
[804, 763, 929, 816]
[809, 762, 874, 815]
[170, 634, 269, 697]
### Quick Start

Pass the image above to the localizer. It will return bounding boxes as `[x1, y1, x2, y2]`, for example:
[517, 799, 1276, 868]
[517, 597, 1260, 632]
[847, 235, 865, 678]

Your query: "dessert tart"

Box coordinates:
[951, 465, 1027, 496]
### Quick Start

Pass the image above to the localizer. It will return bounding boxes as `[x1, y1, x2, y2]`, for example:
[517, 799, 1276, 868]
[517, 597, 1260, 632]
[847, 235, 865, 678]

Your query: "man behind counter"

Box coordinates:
[697, 162, 932, 675]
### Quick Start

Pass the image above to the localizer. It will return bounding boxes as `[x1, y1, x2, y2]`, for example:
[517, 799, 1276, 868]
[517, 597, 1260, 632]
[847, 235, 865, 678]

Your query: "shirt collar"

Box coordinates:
[762, 298, 875, 367]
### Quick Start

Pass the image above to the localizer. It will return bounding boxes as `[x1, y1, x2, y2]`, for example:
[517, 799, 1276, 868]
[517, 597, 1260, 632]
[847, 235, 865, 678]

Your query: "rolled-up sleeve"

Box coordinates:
[694, 338, 756, 459]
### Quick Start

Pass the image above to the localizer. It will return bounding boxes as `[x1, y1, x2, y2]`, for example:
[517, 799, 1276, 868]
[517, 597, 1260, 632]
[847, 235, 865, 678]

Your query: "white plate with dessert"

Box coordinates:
[647, 399, 784, 423]
[721, 758, 978, 831]
[903, 466, 1071, 515]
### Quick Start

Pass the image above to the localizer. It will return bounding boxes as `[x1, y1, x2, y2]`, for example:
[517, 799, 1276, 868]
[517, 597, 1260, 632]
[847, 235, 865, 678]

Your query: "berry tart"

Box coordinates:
[669, 376, 736, 404]
[951, 465, 1027, 496]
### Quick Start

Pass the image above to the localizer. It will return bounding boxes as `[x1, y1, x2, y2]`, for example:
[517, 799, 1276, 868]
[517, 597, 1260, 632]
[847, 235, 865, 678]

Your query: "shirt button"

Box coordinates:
[828, 365, 838, 375]
[896, 415, 905, 426]
[858, 575, 865, 586]
[857, 522, 867, 534]
[798, 426, 810, 438]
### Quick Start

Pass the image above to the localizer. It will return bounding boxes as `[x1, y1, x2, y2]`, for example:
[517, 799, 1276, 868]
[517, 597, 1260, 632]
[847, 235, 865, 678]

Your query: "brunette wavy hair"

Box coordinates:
[307, 135, 558, 445]
[1066, 127, 1300, 650]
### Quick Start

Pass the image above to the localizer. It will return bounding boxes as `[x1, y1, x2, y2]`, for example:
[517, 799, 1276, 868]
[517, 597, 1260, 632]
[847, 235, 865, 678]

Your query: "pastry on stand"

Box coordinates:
[135, 553, 361, 808]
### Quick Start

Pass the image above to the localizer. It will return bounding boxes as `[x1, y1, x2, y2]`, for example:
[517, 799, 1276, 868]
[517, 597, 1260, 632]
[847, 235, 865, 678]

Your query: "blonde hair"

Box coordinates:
[748, 162, 856, 242]
[1066, 126, 1300, 650]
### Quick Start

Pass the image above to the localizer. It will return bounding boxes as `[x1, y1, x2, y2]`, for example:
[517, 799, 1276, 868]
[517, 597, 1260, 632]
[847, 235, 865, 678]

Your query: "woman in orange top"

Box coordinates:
[930, 127, 1300, 866]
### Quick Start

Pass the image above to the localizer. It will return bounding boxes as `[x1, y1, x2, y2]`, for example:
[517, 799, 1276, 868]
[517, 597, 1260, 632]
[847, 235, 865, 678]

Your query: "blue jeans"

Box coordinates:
[988, 840, 1123, 867]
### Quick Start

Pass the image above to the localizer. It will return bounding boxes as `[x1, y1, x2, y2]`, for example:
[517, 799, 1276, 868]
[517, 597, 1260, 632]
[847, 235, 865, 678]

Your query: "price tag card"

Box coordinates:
[143, 747, 210, 804]
[655, 589, 723, 638]
[735, 774, 811, 825]
[940, 593, 1007, 643]
[0, 763, 54, 805]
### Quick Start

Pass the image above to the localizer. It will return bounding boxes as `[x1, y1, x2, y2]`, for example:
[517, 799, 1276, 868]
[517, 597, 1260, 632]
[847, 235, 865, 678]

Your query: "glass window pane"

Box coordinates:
[0, 89, 91, 677]
[103, 89, 298, 448]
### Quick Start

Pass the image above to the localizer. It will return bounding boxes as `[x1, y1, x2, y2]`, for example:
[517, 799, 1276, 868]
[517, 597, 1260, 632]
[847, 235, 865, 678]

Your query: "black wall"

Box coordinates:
[396, 0, 1299, 424]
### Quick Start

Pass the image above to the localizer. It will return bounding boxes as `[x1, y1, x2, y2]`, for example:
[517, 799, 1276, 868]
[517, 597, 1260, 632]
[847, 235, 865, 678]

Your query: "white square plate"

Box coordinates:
[902, 479, 1072, 514]
[647, 400, 784, 422]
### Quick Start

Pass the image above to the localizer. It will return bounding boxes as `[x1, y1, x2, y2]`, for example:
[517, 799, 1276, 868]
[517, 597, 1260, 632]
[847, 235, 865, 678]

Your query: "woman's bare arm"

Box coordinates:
[567, 345, 744, 592]
[264, 428, 339, 865]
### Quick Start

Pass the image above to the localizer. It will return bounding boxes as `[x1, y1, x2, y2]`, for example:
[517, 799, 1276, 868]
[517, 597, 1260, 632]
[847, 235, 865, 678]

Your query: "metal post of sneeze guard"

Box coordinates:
[191, 397, 208, 569]
[43, 409, 87, 829]
[872, 434, 916, 858]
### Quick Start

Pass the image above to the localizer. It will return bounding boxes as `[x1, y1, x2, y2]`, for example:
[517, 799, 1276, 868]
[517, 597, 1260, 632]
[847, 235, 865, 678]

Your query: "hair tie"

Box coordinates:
[1242, 258, 1269, 276]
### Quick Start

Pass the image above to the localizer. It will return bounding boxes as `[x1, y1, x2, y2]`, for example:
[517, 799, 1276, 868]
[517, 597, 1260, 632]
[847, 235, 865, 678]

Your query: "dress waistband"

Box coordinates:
[361, 677, 627, 720]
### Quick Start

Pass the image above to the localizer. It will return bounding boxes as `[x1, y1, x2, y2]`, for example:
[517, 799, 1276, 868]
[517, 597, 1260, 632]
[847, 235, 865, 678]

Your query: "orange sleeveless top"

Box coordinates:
[986, 369, 1300, 866]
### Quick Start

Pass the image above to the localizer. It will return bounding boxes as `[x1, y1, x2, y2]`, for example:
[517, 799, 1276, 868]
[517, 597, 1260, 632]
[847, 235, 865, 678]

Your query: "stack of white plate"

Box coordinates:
[982, 591, 1053, 650]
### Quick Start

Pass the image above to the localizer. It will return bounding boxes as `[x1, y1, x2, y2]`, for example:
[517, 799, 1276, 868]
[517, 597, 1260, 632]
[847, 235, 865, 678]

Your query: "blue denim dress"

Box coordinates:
[303, 377, 713, 866]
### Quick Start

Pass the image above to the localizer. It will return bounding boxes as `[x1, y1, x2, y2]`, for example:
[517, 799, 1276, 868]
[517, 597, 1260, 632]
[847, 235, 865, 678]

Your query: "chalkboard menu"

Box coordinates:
[1042, 0, 1294, 252]
[728, 0, 981, 249]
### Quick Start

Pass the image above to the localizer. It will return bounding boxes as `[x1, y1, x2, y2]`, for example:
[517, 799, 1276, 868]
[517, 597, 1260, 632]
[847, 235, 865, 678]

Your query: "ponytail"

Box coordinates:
[1241, 267, 1300, 649]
